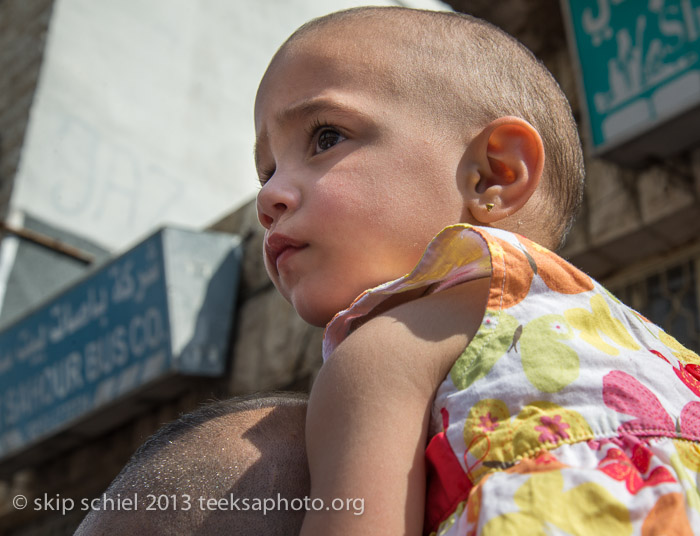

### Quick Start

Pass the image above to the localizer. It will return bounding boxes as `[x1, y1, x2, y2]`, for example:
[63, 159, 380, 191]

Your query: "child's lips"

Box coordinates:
[265, 233, 308, 271]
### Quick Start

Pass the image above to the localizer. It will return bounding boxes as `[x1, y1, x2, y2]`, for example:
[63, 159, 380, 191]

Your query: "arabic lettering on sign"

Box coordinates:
[47, 287, 109, 345]
[1, 306, 166, 428]
[0, 232, 171, 451]
[569, 0, 700, 146]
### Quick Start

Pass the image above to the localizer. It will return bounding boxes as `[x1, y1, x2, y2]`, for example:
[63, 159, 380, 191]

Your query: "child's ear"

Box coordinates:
[464, 116, 544, 224]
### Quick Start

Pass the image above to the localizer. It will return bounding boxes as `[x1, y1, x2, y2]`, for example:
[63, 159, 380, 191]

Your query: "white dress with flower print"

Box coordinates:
[323, 225, 700, 536]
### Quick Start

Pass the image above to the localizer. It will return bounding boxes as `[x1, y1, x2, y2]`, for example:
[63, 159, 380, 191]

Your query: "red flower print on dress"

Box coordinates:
[598, 440, 675, 494]
[534, 415, 571, 444]
[674, 364, 700, 398]
[651, 350, 700, 398]
[603, 370, 700, 441]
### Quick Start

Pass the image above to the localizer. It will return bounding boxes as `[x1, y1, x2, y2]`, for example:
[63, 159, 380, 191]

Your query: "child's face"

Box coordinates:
[255, 28, 471, 326]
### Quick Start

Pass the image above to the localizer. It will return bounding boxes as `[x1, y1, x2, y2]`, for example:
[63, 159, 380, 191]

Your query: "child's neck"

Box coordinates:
[347, 285, 434, 332]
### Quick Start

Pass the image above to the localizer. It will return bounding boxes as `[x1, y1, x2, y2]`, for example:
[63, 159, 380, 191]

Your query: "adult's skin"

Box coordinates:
[75, 392, 309, 536]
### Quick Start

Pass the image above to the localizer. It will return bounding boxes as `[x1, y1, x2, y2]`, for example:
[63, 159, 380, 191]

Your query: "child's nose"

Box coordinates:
[256, 178, 300, 229]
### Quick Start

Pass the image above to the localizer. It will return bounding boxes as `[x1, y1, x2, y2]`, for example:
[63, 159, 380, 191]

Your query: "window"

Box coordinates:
[605, 244, 700, 353]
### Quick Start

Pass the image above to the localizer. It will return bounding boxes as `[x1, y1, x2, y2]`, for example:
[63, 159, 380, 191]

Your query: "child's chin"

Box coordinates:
[297, 308, 334, 328]
[292, 299, 339, 328]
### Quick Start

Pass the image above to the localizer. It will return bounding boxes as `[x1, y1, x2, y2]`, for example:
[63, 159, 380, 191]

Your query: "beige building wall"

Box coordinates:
[0, 0, 54, 223]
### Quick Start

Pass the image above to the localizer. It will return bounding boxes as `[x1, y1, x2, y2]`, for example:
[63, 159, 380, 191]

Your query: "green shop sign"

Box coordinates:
[562, 0, 700, 164]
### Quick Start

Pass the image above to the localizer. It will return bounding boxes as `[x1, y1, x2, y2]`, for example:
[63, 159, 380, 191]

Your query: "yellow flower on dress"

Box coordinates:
[481, 470, 632, 535]
[463, 400, 594, 483]
[659, 330, 700, 365]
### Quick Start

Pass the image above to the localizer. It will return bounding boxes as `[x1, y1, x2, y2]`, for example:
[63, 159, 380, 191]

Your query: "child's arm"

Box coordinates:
[300, 278, 490, 535]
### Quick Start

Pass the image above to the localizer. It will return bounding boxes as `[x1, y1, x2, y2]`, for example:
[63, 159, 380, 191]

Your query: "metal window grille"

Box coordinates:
[604, 245, 700, 353]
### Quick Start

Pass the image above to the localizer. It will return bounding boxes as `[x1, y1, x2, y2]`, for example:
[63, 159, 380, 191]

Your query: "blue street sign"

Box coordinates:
[0, 228, 242, 461]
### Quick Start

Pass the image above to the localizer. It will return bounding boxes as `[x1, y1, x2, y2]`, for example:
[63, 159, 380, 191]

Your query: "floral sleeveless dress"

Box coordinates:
[323, 225, 700, 535]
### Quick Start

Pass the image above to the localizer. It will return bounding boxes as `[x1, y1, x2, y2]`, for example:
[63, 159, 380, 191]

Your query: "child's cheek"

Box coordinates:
[314, 187, 359, 227]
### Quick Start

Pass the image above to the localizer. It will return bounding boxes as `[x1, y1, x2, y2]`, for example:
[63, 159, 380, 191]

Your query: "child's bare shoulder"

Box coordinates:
[329, 276, 490, 394]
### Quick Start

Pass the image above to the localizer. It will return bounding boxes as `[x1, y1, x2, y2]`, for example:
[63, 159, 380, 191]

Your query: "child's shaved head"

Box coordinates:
[273, 7, 584, 248]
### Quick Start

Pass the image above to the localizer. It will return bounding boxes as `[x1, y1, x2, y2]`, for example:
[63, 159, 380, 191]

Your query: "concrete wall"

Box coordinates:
[0, 0, 55, 223]
[562, 153, 700, 278]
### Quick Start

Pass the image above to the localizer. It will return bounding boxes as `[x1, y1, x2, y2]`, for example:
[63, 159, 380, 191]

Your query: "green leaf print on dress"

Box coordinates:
[450, 310, 520, 390]
[451, 311, 579, 394]
[520, 314, 578, 393]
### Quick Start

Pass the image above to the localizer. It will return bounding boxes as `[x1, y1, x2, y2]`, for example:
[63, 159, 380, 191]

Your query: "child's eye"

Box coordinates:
[257, 166, 275, 186]
[315, 128, 346, 153]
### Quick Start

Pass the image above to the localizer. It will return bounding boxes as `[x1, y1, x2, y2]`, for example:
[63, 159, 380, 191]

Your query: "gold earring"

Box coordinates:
[486, 203, 495, 212]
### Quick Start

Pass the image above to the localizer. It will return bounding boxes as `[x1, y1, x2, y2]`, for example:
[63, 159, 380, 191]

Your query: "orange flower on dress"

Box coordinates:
[488, 238, 533, 309]
[641, 493, 694, 535]
[523, 239, 594, 296]
[504, 450, 568, 475]
[487, 233, 593, 310]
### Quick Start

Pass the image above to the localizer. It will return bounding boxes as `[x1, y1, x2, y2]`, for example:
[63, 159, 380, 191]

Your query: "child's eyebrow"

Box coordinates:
[254, 98, 369, 170]
[275, 98, 365, 126]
